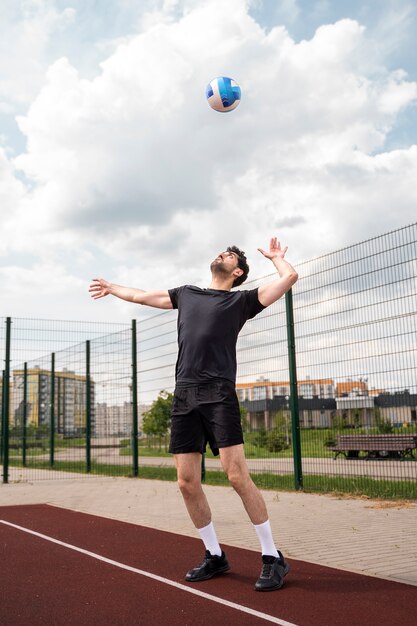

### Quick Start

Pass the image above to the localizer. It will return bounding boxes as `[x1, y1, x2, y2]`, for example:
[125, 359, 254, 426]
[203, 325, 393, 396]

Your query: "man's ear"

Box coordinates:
[233, 267, 244, 278]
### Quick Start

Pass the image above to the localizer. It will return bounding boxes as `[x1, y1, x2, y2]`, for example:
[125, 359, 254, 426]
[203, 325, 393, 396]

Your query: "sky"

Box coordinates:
[1, 0, 416, 324]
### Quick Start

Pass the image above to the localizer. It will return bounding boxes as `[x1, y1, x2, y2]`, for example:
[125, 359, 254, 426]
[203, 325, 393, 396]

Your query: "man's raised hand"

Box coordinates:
[258, 237, 288, 260]
[89, 278, 111, 300]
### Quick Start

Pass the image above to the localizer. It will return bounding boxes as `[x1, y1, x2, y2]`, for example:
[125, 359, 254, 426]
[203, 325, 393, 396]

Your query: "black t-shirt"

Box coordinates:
[168, 285, 265, 385]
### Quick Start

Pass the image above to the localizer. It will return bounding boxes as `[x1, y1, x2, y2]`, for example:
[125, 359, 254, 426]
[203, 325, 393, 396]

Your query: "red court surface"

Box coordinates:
[0, 504, 415, 626]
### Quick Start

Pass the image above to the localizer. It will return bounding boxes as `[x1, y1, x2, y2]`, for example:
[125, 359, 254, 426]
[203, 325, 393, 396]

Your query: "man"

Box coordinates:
[89, 237, 298, 591]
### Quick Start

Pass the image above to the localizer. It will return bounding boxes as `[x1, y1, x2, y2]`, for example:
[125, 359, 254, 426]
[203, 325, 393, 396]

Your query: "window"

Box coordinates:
[252, 386, 267, 400]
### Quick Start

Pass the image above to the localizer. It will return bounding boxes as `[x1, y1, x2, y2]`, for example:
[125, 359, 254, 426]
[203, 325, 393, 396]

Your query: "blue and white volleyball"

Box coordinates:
[206, 76, 241, 112]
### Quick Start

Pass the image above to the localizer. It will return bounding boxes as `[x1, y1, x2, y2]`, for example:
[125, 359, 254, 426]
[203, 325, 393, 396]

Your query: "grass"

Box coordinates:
[7, 459, 417, 501]
[10, 426, 417, 459]
[122, 426, 417, 459]
[9, 459, 130, 477]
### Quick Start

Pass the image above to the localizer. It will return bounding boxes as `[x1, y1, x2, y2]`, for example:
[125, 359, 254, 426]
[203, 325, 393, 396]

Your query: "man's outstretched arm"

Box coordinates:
[89, 278, 173, 310]
[257, 237, 298, 307]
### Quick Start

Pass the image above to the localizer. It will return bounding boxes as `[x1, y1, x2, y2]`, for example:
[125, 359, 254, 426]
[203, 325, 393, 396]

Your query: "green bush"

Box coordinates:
[324, 432, 337, 448]
[252, 428, 268, 448]
[375, 416, 394, 434]
[331, 414, 347, 430]
[266, 429, 290, 453]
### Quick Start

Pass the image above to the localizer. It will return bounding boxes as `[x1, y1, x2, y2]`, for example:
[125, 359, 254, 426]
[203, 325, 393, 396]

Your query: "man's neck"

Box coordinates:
[208, 277, 234, 291]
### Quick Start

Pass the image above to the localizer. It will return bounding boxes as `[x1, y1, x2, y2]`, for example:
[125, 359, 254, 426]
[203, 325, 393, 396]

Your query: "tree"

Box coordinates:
[331, 413, 347, 430]
[352, 410, 361, 429]
[142, 390, 173, 450]
[272, 410, 290, 445]
[375, 412, 394, 434]
[239, 404, 250, 432]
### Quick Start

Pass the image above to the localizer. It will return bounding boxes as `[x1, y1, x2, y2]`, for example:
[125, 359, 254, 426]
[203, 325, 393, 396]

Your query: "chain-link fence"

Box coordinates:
[1, 223, 417, 498]
[291, 222, 417, 496]
[1, 319, 131, 481]
[237, 223, 417, 498]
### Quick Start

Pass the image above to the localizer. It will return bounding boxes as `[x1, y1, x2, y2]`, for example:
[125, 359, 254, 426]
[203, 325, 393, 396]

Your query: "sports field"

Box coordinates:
[1, 502, 415, 625]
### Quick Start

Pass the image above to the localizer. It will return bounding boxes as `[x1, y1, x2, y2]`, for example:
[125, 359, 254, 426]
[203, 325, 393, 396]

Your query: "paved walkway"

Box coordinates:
[1, 468, 416, 587]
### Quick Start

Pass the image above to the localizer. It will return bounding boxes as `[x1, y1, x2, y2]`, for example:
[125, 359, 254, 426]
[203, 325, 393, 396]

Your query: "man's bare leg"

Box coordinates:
[219, 443, 279, 557]
[175, 452, 229, 580]
[174, 452, 211, 527]
[219, 443, 291, 592]
[219, 443, 268, 524]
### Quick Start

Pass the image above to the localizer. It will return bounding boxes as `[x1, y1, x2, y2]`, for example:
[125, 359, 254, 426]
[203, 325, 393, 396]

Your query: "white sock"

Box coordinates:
[197, 522, 222, 557]
[253, 520, 279, 557]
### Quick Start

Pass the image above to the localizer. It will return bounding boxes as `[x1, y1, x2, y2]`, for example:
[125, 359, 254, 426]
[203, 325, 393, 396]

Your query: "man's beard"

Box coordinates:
[210, 259, 231, 278]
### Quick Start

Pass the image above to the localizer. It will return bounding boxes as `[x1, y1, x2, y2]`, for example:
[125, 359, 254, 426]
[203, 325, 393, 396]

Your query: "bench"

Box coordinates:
[329, 434, 417, 460]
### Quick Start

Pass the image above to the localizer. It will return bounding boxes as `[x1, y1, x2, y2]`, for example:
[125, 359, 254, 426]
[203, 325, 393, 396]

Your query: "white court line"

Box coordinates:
[1, 519, 298, 626]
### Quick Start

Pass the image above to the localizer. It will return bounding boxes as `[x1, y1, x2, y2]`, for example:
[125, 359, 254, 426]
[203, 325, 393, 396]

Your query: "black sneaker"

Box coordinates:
[185, 550, 230, 582]
[255, 551, 290, 592]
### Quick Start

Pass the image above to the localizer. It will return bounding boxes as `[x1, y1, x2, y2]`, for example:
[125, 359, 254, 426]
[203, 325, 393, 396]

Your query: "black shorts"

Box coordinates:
[169, 379, 244, 456]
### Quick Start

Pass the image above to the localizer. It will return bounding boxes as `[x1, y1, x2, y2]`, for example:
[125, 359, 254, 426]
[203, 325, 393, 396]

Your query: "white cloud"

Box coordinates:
[378, 70, 417, 114]
[1, 1, 417, 322]
[0, 1, 75, 109]
[0, 147, 27, 243]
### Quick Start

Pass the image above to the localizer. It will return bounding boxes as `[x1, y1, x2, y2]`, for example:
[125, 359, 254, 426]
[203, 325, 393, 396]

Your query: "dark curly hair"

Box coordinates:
[227, 245, 249, 287]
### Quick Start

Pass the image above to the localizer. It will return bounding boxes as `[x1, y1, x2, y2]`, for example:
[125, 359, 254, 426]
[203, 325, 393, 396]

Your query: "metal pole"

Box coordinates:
[1, 369, 4, 464]
[49, 353, 55, 467]
[23, 362, 28, 467]
[2, 317, 11, 484]
[285, 289, 303, 490]
[86, 340, 91, 473]
[201, 453, 206, 482]
[131, 320, 139, 477]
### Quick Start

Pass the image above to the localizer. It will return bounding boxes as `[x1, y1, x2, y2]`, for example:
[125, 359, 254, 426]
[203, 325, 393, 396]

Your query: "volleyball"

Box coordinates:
[206, 76, 241, 113]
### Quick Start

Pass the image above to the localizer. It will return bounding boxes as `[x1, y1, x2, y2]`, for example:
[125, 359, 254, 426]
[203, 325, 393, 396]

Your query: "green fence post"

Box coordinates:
[201, 453, 206, 482]
[23, 362, 28, 467]
[131, 319, 139, 477]
[86, 340, 91, 473]
[1, 369, 4, 464]
[49, 353, 55, 467]
[2, 317, 11, 484]
[285, 289, 303, 490]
